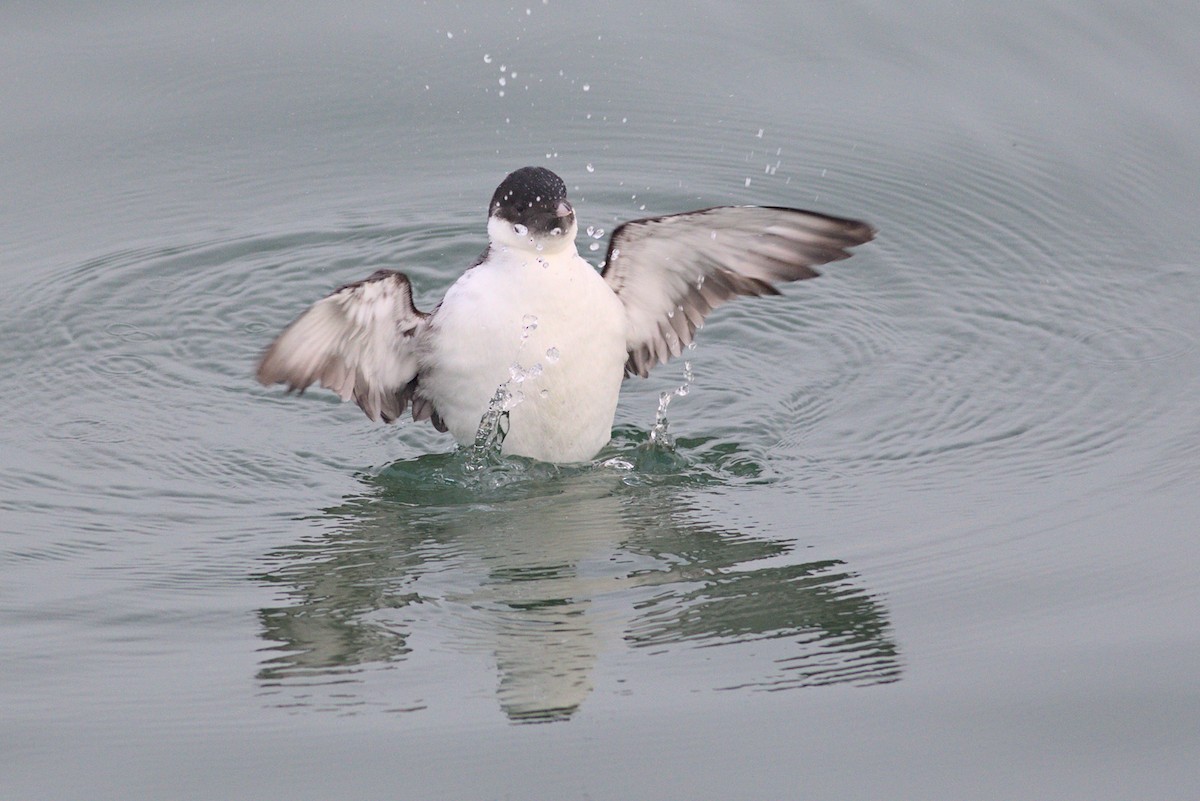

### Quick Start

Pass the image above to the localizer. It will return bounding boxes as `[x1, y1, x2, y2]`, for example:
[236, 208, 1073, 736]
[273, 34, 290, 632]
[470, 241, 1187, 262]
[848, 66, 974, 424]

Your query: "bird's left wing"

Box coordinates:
[256, 269, 429, 423]
[600, 206, 875, 377]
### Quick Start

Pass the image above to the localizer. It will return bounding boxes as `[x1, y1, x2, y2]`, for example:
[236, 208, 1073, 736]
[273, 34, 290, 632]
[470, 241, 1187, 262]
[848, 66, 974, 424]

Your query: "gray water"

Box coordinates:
[3, 2, 1199, 799]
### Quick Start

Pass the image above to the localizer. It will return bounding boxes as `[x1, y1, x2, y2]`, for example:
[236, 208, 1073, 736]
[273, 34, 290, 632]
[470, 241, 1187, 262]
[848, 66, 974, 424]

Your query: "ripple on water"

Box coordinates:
[0, 222, 482, 542]
[749, 126, 1200, 502]
[254, 448, 901, 715]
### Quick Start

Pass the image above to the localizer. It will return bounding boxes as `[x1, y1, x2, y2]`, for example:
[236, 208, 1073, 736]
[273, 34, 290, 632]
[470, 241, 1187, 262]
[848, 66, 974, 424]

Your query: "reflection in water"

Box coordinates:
[256, 444, 900, 721]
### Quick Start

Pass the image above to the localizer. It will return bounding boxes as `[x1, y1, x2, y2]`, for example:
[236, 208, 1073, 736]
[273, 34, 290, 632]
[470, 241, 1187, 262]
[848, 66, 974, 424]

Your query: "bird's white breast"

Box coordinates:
[419, 242, 628, 462]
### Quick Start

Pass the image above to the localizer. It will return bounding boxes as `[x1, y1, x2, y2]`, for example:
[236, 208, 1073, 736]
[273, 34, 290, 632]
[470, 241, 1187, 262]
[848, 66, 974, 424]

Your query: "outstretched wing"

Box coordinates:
[256, 269, 431, 424]
[601, 206, 875, 377]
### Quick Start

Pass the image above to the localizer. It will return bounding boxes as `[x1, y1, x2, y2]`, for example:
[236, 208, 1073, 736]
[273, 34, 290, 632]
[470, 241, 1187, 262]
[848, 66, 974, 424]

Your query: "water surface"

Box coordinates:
[2, 2, 1199, 799]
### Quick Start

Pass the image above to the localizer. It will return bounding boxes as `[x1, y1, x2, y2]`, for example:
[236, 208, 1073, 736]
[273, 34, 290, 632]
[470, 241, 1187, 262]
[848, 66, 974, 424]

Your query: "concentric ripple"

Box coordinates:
[735, 121, 1200, 503]
[0, 221, 481, 552]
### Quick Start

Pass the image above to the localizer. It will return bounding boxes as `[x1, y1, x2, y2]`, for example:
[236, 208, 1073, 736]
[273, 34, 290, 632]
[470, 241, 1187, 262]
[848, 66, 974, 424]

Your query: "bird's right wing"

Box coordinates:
[256, 269, 429, 423]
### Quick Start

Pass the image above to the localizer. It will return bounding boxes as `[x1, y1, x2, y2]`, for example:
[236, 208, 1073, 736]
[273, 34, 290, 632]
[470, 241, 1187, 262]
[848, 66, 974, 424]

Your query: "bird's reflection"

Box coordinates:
[255, 445, 901, 721]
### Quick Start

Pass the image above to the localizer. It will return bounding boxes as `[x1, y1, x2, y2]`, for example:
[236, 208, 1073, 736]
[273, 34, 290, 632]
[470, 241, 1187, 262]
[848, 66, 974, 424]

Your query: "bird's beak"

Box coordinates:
[556, 201, 573, 218]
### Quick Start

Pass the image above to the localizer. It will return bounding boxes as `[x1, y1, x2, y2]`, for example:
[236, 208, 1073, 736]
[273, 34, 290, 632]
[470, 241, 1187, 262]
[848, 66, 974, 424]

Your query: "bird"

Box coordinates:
[256, 166, 874, 463]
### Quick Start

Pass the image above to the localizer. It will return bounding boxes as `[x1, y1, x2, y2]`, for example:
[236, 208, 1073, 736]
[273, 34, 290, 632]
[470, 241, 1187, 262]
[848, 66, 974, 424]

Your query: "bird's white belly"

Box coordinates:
[419, 249, 628, 462]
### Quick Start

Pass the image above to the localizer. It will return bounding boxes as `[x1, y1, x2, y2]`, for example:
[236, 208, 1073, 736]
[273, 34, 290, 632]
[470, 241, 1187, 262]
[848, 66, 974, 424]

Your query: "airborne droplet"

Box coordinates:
[502, 390, 525, 411]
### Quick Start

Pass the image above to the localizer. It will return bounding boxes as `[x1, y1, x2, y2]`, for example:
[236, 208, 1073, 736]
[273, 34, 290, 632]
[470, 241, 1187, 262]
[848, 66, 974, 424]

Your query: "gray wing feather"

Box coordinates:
[256, 269, 429, 423]
[601, 206, 875, 377]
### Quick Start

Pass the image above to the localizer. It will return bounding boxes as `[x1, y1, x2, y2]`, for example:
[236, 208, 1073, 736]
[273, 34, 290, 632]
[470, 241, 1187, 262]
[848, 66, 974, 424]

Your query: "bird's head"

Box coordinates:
[487, 166, 577, 253]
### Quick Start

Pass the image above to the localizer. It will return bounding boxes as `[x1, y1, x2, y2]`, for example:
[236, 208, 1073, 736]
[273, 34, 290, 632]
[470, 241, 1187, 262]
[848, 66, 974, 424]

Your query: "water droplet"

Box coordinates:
[503, 390, 525, 411]
[522, 314, 539, 335]
[696, 275, 706, 289]
[484, 54, 492, 63]
[744, 177, 752, 187]
[527, 363, 543, 379]
[514, 223, 528, 236]
[545, 346, 560, 363]
[756, 128, 764, 138]
[499, 76, 507, 86]
[539, 389, 549, 399]
[591, 227, 604, 239]
[588, 242, 600, 251]
[510, 363, 526, 383]
[446, 31, 454, 39]
[582, 83, 591, 91]
[586, 163, 595, 173]
[498, 90, 505, 97]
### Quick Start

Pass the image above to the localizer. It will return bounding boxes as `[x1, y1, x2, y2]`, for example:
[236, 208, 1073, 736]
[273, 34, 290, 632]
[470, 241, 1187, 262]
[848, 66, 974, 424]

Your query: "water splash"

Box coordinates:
[466, 315, 548, 467]
[509, 362, 543, 383]
[648, 356, 695, 451]
[468, 384, 516, 468]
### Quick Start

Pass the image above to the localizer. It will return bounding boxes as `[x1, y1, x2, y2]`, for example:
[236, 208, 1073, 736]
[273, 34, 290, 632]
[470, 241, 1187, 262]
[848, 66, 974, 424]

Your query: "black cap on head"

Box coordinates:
[489, 166, 574, 235]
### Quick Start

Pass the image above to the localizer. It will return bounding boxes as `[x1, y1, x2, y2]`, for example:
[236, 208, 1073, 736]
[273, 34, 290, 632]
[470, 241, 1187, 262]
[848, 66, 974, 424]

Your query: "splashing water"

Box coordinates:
[648, 355, 695, 451]
[467, 315, 549, 467]
[509, 362, 543, 383]
[468, 383, 514, 468]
